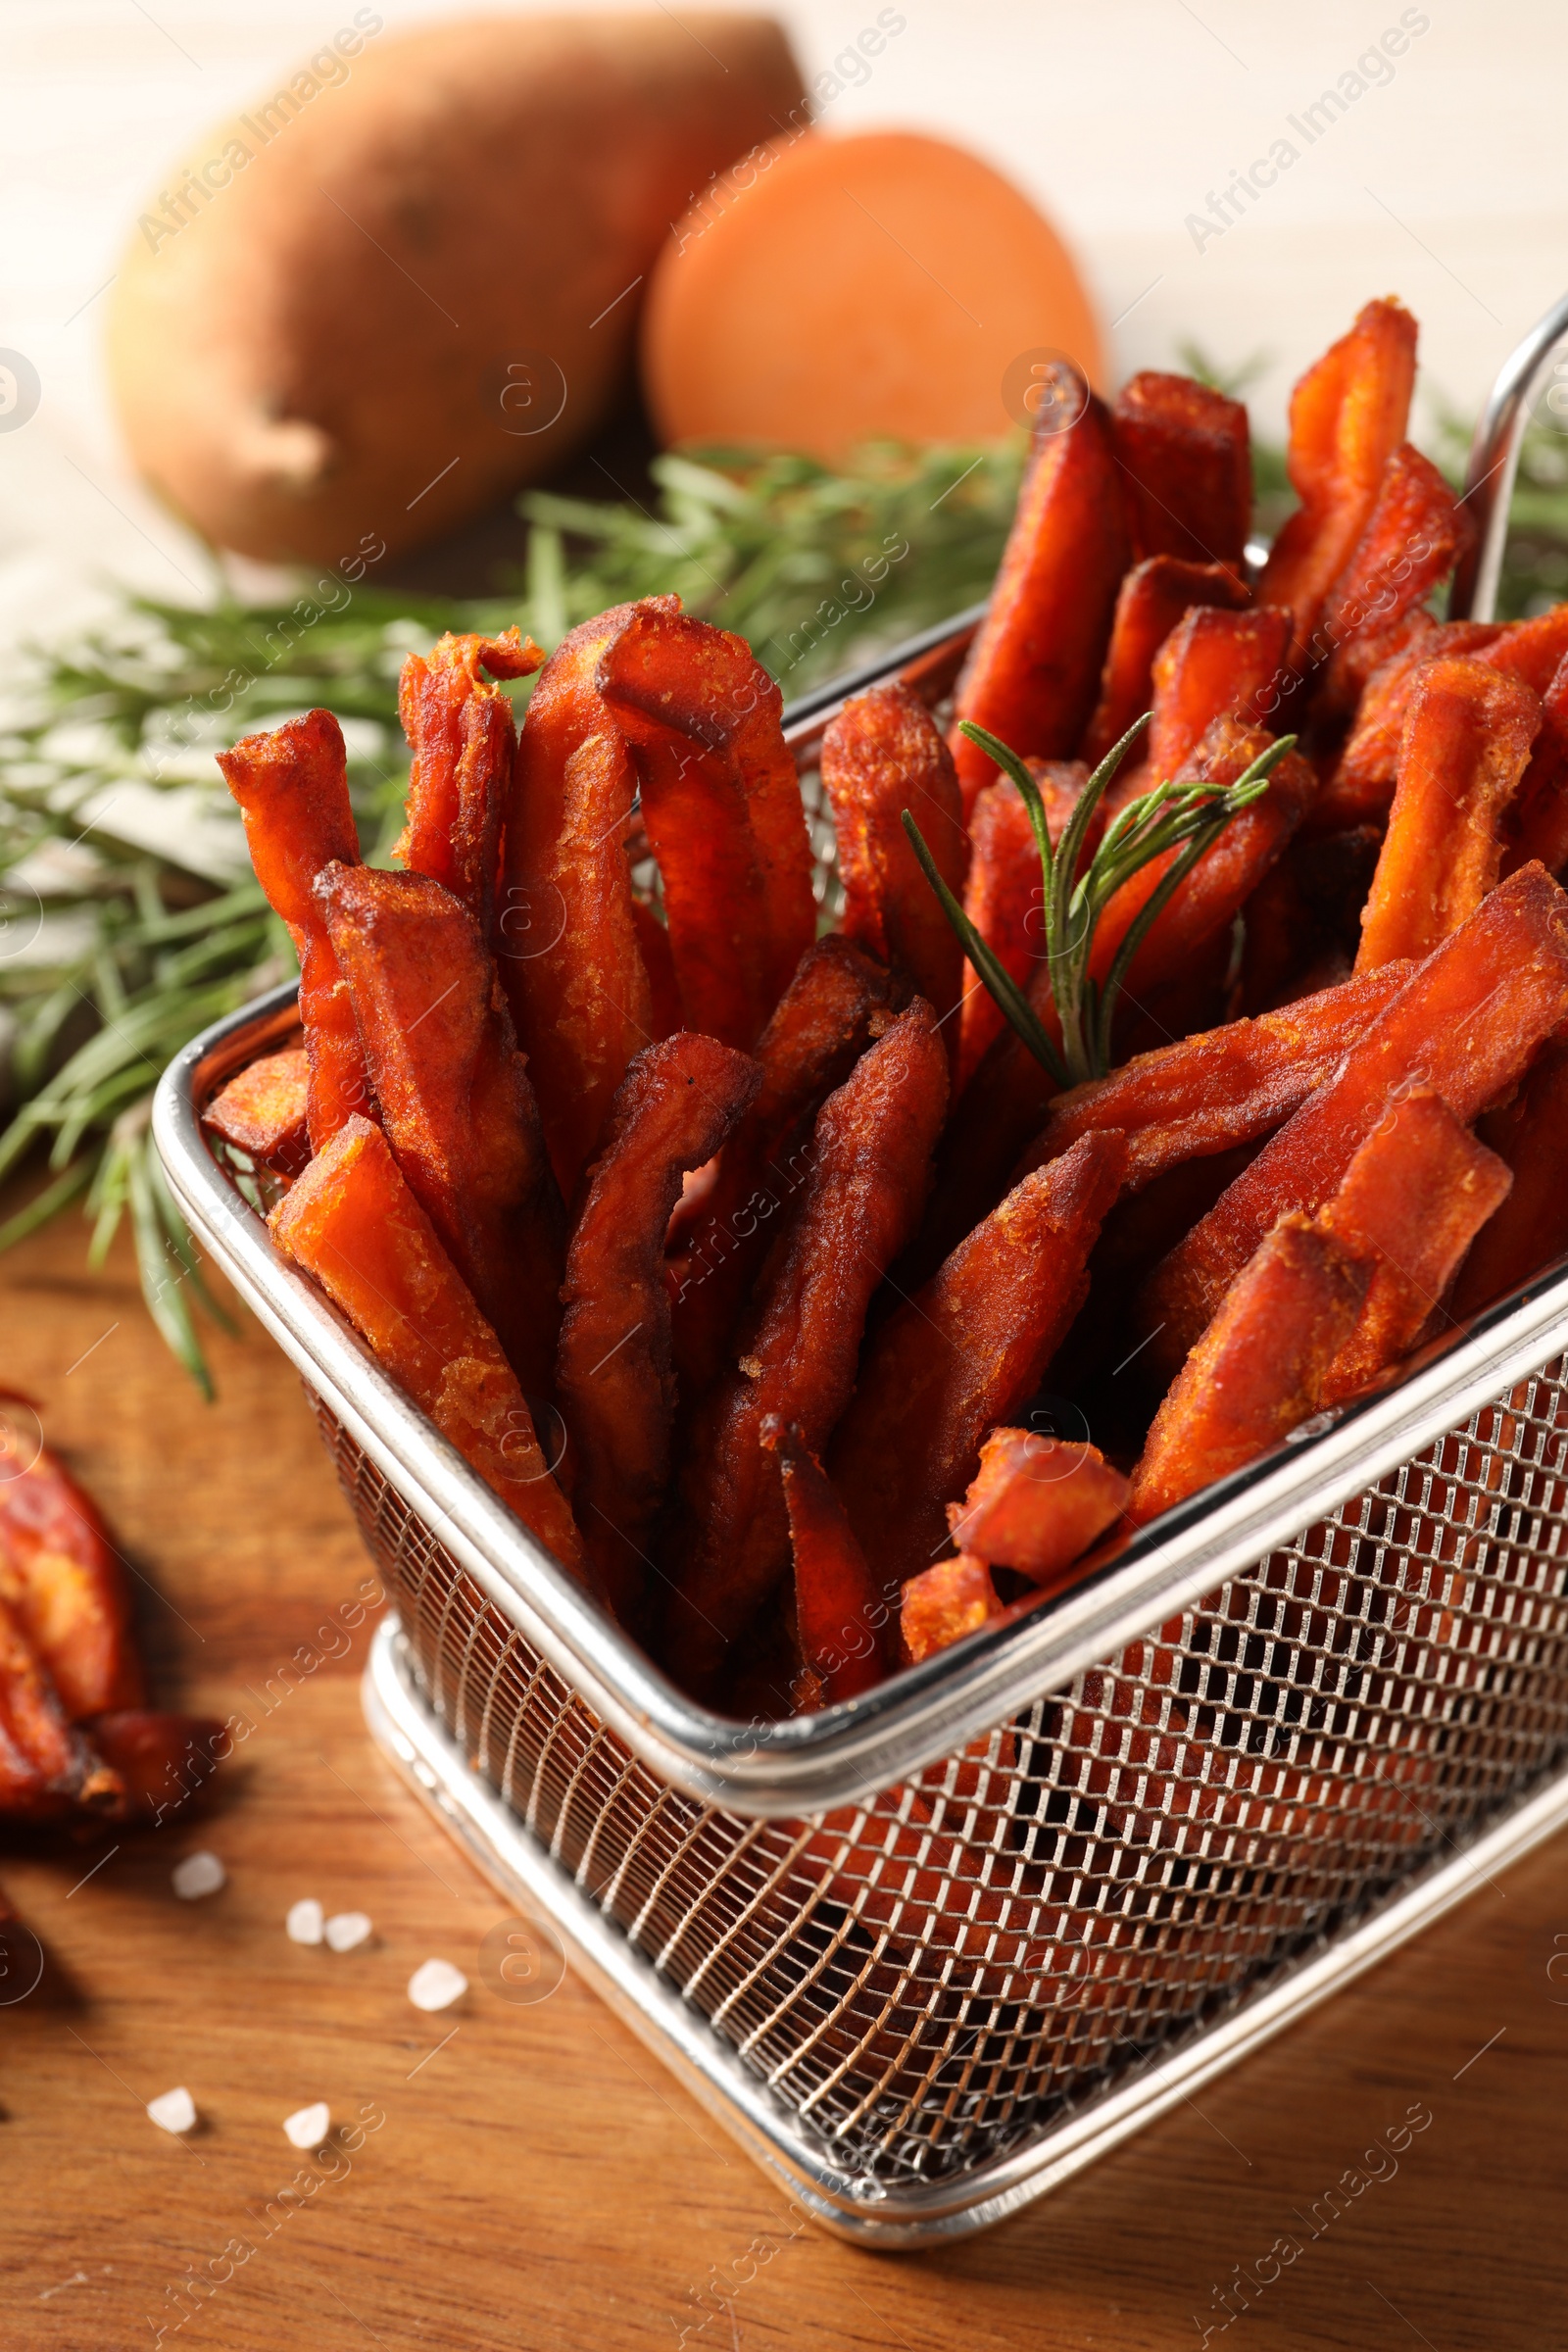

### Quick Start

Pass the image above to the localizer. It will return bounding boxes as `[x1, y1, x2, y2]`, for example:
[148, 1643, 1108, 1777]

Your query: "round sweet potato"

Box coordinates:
[106, 12, 805, 564]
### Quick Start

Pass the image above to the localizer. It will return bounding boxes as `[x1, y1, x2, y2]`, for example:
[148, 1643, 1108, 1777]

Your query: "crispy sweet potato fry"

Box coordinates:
[1141, 863, 1568, 1371]
[1311, 445, 1471, 710]
[1502, 655, 1568, 881]
[557, 1033, 760, 1622]
[0, 1423, 143, 1719]
[202, 1046, 310, 1173]
[1110, 371, 1252, 571]
[1145, 607, 1292, 785]
[396, 625, 544, 937]
[1128, 1215, 1371, 1526]
[1451, 1034, 1568, 1315]
[1093, 716, 1319, 1004]
[957, 762, 1085, 1088]
[664, 1004, 949, 1690]
[947, 1428, 1129, 1583]
[597, 604, 816, 1046]
[1016, 962, 1411, 1193]
[1259, 297, 1417, 665]
[508, 726, 657, 1200]
[270, 1117, 584, 1574]
[821, 683, 966, 1047]
[950, 392, 1129, 813]
[316, 864, 564, 1398]
[669, 936, 904, 1396]
[630, 899, 683, 1039]
[901, 1554, 1003, 1664]
[1315, 1087, 1511, 1402]
[1081, 557, 1250, 769]
[831, 1130, 1126, 1600]
[87, 1710, 224, 1823]
[1314, 618, 1503, 832]
[0, 1591, 122, 1821]
[1355, 658, 1541, 970]
[761, 1418, 891, 1703]
[1478, 604, 1568, 694]
[217, 709, 368, 1150]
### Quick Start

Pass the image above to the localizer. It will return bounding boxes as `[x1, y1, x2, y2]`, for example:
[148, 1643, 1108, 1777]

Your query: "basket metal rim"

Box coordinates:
[153, 843, 1568, 1819]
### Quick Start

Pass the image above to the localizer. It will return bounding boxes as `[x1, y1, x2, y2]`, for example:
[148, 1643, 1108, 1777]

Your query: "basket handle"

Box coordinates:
[1450, 290, 1568, 622]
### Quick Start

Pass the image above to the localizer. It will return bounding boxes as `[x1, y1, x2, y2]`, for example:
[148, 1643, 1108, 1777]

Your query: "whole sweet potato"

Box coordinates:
[107, 14, 805, 562]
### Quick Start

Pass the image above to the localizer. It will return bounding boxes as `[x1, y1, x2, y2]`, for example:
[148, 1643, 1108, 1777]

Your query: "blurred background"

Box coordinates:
[5, 0, 1568, 636]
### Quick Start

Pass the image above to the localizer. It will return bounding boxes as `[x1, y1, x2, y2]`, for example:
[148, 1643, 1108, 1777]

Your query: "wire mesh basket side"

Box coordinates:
[311, 1355, 1568, 2191]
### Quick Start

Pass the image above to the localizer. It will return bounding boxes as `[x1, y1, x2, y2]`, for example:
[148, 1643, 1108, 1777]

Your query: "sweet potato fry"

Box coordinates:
[316, 864, 564, 1398]
[0, 1421, 143, 1718]
[1016, 962, 1412, 1193]
[1314, 618, 1503, 832]
[1110, 370, 1252, 571]
[0, 1592, 122, 1821]
[1081, 557, 1250, 769]
[1315, 1087, 1511, 1401]
[1238, 827, 1384, 1013]
[630, 899, 683, 1039]
[947, 1428, 1129, 1583]
[1311, 445, 1471, 709]
[597, 603, 816, 1046]
[1145, 606, 1293, 785]
[396, 625, 544, 937]
[901, 1554, 1003, 1664]
[1478, 603, 1568, 694]
[557, 1033, 760, 1622]
[669, 936, 904, 1397]
[950, 392, 1129, 814]
[1502, 655, 1568, 882]
[1451, 1034, 1568, 1315]
[821, 683, 966, 1048]
[217, 709, 368, 1150]
[663, 1004, 949, 1690]
[507, 726, 657, 1200]
[1259, 297, 1417, 664]
[270, 1117, 584, 1574]
[761, 1419, 891, 1703]
[1092, 717, 1319, 1004]
[202, 1046, 310, 1173]
[957, 762, 1084, 1089]
[1355, 659, 1541, 970]
[831, 1129, 1127, 1600]
[86, 1710, 224, 1823]
[1128, 1215, 1371, 1526]
[1141, 863, 1568, 1371]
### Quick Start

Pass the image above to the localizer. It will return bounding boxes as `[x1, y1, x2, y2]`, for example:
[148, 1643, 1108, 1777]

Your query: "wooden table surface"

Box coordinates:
[2, 1192, 1566, 2352]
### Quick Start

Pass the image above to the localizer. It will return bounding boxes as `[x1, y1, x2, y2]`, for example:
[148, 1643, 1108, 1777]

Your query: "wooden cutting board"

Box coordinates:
[1, 1190, 1564, 2352]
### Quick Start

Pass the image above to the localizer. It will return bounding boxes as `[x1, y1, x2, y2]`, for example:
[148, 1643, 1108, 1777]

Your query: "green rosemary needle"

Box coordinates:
[904, 717, 1299, 1088]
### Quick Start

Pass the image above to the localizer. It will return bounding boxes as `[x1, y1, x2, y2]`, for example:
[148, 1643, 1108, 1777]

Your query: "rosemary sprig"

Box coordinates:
[904, 718, 1299, 1087]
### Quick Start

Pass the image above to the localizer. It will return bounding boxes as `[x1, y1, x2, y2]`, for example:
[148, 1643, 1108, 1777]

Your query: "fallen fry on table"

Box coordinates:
[0, 1417, 144, 1719]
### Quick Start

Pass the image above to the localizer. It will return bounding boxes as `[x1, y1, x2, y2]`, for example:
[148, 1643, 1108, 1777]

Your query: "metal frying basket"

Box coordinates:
[153, 300, 1568, 2245]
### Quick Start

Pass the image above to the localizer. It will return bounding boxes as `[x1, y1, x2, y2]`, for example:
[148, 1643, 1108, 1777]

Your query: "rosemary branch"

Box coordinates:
[905, 718, 1299, 1087]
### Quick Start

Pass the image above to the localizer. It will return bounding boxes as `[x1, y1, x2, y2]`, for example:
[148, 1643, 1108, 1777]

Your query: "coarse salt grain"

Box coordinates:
[172, 1851, 224, 1900]
[147, 2086, 197, 2135]
[286, 1898, 324, 1945]
[408, 1957, 467, 2013]
[283, 2101, 330, 2150]
[324, 1911, 371, 1953]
